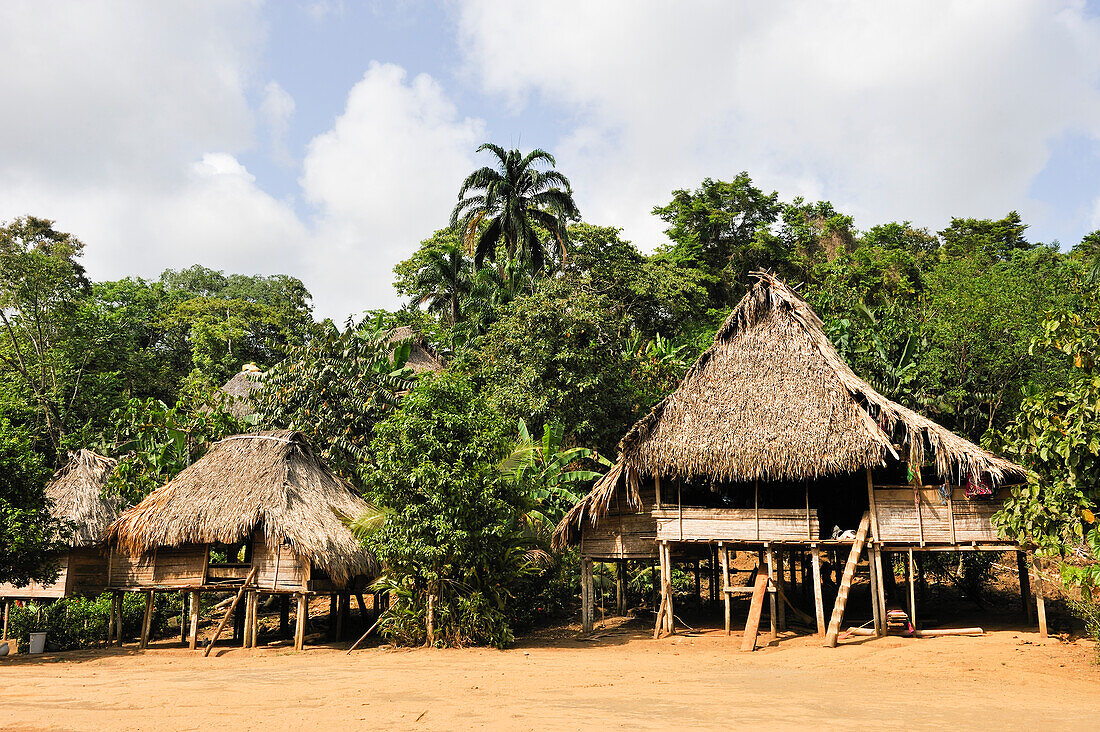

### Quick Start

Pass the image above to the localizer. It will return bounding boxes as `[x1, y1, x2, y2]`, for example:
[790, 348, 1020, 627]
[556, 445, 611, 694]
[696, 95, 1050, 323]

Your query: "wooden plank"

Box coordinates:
[294, 592, 307, 651]
[811, 546, 825, 636]
[740, 572, 770, 652]
[868, 546, 883, 636]
[824, 513, 871, 647]
[947, 489, 957, 544]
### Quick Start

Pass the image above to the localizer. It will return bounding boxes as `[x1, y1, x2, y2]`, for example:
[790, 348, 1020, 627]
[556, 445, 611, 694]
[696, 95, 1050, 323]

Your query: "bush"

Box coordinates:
[6, 592, 182, 652]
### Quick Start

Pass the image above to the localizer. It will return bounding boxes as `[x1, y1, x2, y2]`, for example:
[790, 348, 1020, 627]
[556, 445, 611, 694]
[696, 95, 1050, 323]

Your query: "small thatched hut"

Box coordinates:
[215, 364, 263, 419]
[0, 450, 119, 603]
[553, 273, 1032, 642]
[388, 326, 444, 373]
[107, 430, 377, 650]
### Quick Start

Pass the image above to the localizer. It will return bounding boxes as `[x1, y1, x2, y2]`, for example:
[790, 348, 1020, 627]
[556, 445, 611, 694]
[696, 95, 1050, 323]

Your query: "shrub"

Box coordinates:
[6, 592, 181, 652]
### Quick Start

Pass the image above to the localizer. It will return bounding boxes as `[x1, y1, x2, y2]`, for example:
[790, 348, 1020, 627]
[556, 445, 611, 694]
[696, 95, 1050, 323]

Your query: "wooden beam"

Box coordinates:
[811, 545, 825, 636]
[720, 543, 731, 635]
[106, 596, 114, 645]
[740, 572, 769, 652]
[188, 590, 200, 650]
[765, 547, 778, 637]
[868, 546, 884, 636]
[582, 558, 594, 633]
[907, 548, 918, 630]
[947, 489, 957, 544]
[1017, 550, 1033, 623]
[242, 591, 253, 648]
[866, 468, 880, 542]
[824, 512, 871, 647]
[1032, 555, 1047, 639]
[115, 592, 124, 646]
[139, 591, 154, 650]
[615, 561, 626, 616]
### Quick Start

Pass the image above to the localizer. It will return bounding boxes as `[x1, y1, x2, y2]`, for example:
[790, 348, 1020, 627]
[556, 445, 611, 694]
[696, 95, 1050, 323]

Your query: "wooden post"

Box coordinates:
[294, 592, 307, 651]
[693, 560, 700, 601]
[765, 547, 778, 637]
[279, 595, 290, 637]
[139, 591, 154, 650]
[811, 545, 825, 636]
[179, 591, 187, 644]
[328, 593, 338, 640]
[907, 549, 918, 629]
[115, 592, 124, 646]
[866, 468, 880, 543]
[775, 551, 786, 631]
[106, 596, 114, 645]
[581, 558, 595, 633]
[824, 513, 871, 647]
[1017, 550, 1033, 623]
[242, 592, 252, 648]
[720, 543, 731, 635]
[3, 599, 11, 642]
[338, 593, 349, 641]
[664, 543, 674, 634]
[1032, 555, 1047, 639]
[868, 546, 884, 636]
[188, 591, 200, 650]
[354, 592, 368, 620]
[615, 561, 627, 616]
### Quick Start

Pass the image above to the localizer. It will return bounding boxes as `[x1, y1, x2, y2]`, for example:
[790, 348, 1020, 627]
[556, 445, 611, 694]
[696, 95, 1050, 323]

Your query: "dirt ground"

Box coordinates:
[0, 614, 1096, 731]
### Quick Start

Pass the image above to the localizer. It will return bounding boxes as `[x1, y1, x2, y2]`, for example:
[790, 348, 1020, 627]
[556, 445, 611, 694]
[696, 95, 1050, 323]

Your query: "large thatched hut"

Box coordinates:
[553, 272, 1032, 644]
[216, 364, 263, 419]
[0, 450, 119, 603]
[388, 326, 444, 373]
[106, 430, 377, 650]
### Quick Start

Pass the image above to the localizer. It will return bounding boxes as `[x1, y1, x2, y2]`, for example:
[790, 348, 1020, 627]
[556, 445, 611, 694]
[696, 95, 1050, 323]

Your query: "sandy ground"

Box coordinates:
[0, 616, 1096, 731]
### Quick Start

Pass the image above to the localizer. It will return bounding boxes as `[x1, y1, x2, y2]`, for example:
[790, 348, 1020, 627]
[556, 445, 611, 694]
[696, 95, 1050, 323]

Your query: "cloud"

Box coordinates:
[300, 62, 485, 318]
[456, 1, 1100, 248]
[260, 81, 297, 167]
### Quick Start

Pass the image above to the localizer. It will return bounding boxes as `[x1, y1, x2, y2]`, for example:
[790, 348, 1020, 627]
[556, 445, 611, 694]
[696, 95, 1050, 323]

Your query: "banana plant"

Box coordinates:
[498, 419, 611, 537]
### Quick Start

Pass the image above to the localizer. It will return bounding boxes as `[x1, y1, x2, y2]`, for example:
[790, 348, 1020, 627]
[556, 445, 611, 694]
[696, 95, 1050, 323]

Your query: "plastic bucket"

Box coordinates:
[28, 632, 46, 654]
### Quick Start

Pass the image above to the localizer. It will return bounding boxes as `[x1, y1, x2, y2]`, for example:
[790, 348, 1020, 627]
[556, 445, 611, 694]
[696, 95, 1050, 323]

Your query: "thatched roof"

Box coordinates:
[47, 450, 119, 547]
[108, 430, 376, 584]
[217, 368, 263, 419]
[554, 272, 1025, 547]
[388, 326, 444, 373]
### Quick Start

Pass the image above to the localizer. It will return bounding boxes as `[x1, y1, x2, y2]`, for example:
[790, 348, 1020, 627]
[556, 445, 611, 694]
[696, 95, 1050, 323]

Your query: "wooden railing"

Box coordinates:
[652, 507, 819, 542]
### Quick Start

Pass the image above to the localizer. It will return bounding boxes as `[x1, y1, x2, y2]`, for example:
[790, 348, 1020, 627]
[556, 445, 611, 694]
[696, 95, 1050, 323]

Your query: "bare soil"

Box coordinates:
[0, 615, 1095, 731]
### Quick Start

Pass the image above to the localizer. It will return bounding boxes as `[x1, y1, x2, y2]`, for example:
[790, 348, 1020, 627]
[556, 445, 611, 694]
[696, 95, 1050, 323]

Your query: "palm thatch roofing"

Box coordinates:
[388, 326, 444, 373]
[554, 272, 1025, 548]
[217, 368, 263, 419]
[48, 449, 120, 548]
[107, 430, 377, 584]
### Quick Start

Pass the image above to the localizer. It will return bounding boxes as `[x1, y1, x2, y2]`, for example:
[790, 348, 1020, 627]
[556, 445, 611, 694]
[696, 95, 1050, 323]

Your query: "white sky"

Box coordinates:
[1, 1, 1099, 320]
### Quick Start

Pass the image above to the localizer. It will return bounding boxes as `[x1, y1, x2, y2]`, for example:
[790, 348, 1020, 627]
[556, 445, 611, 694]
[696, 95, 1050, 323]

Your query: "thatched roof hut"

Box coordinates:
[555, 272, 1025, 547]
[216, 365, 263, 419]
[388, 326, 444, 373]
[48, 449, 120, 547]
[108, 430, 376, 584]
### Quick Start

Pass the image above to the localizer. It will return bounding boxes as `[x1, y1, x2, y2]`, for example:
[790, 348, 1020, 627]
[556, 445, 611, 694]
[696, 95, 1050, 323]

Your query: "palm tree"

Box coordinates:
[1077, 230, 1100, 285]
[450, 143, 580, 273]
[410, 243, 472, 326]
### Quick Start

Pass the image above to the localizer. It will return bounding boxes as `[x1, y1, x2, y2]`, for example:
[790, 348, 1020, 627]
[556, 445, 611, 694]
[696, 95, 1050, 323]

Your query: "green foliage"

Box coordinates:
[0, 418, 69, 586]
[6, 593, 180, 652]
[993, 286, 1100, 596]
[362, 372, 536, 647]
[254, 319, 414, 483]
[939, 211, 1032, 261]
[104, 397, 244, 505]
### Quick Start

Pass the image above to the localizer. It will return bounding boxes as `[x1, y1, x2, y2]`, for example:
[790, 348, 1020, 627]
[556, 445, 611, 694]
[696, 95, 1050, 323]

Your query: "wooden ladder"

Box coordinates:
[824, 512, 871, 647]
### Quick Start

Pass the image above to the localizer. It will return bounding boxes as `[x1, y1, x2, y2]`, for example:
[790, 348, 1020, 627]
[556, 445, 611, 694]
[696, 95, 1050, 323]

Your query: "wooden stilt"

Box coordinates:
[907, 548, 918, 630]
[1017, 550, 1033, 623]
[242, 592, 253, 648]
[115, 592, 124, 646]
[354, 592, 368, 619]
[824, 513, 871, 647]
[868, 546, 884, 636]
[294, 593, 307, 651]
[188, 591, 200, 650]
[279, 595, 290, 637]
[1032, 555, 1047, 639]
[328, 594, 338, 640]
[765, 548, 778, 637]
[720, 543, 731, 635]
[139, 591, 154, 650]
[664, 543, 674, 634]
[811, 545, 825, 636]
[582, 558, 594, 633]
[179, 591, 187, 644]
[616, 561, 626, 615]
[106, 596, 115, 645]
[693, 560, 701, 601]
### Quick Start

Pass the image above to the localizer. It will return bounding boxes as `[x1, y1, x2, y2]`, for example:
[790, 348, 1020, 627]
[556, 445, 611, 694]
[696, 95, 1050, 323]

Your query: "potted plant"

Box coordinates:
[23, 602, 48, 654]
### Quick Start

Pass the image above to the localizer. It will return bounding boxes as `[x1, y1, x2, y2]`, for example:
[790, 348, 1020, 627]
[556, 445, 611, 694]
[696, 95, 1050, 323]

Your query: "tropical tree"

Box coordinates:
[409, 243, 472, 326]
[451, 144, 580, 274]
